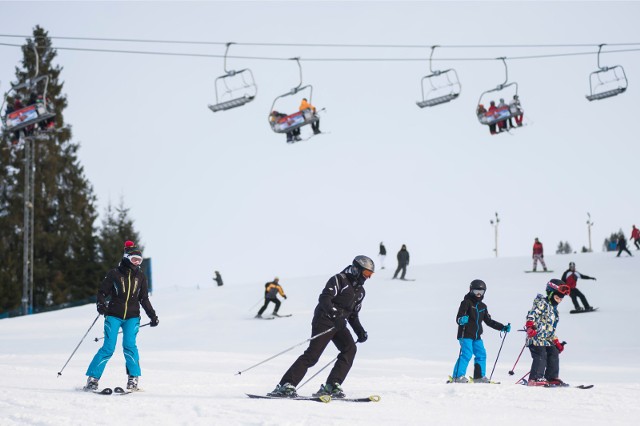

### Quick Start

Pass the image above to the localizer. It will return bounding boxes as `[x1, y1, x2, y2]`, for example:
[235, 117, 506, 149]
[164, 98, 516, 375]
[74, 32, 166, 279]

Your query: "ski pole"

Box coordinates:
[94, 322, 151, 342]
[452, 324, 467, 379]
[489, 324, 509, 381]
[57, 314, 101, 377]
[248, 297, 264, 313]
[298, 355, 338, 390]
[515, 371, 530, 385]
[235, 327, 335, 376]
[508, 342, 527, 375]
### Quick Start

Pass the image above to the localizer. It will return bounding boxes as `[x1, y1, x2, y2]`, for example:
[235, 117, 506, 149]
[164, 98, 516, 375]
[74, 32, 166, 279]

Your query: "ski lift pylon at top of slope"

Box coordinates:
[208, 42, 258, 113]
[416, 45, 461, 108]
[1, 42, 56, 135]
[476, 57, 524, 134]
[586, 43, 628, 102]
[268, 58, 320, 135]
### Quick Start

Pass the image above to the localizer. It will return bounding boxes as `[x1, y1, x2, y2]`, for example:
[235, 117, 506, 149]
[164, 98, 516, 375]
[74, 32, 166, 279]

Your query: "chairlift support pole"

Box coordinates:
[429, 45, 440, 76]
[490, 212, 500, 258]
[586, 213, 594, 253]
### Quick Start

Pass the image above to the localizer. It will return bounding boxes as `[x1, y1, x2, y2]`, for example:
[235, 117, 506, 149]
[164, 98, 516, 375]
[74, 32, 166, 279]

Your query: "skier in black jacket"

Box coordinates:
[450, 280, 510, 383]
[84, 241, 158, 392]
[268, 255, 374, 399]
[392, 244, 410, 279]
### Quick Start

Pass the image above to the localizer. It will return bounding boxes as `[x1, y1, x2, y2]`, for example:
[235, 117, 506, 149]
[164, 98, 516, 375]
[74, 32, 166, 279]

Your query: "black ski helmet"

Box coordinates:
[546, 279, 570, 297]
[569, 262, 576, 269]
[353, 255, 375, 273]
[469, 279, 487, 291]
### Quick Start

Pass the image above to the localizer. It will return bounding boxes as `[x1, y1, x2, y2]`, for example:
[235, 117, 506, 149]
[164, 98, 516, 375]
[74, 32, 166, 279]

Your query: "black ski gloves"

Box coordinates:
[356, 330, 368, 343]
[97, 302, 107, 315]
[330, 306, 347, 330]
[150, 316, 159, 327]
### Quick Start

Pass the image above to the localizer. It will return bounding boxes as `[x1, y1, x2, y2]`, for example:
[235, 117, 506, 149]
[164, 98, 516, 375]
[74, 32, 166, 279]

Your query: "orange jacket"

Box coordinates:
[299, 99, 316, 113]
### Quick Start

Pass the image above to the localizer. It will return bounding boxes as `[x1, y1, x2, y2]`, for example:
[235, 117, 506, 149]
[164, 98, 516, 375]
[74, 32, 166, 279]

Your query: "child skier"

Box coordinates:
[524, 279, 570, 386]
[450, 279, 510, 383]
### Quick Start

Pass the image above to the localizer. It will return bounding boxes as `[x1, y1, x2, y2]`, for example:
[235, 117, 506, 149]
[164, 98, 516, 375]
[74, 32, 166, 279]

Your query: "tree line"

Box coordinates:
[0, 26, 142, 315]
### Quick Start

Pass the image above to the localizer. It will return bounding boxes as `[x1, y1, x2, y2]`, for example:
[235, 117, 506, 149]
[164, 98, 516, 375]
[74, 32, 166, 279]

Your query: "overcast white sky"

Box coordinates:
[1, 1, 639, 288]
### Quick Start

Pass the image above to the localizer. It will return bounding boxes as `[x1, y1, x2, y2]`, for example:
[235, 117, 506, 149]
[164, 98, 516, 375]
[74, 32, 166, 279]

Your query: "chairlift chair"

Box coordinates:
[208, 43, 257, 113]
[586, 44, 628, 101]
[1, 75, 56, 134]
[268, 58, 319, 134]
[476, 58, 523, 130]
[416, 46, 461, 108]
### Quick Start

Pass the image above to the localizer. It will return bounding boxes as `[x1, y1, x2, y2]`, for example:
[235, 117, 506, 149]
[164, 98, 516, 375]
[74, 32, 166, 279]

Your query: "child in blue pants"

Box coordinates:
[450, 279, 510, 383]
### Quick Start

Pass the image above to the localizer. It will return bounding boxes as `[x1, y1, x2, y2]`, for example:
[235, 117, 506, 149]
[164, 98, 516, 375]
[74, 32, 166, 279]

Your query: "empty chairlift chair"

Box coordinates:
[416, 46, 461, 108]
[586, 44, 628, 102]
[208, 43, 257, 113]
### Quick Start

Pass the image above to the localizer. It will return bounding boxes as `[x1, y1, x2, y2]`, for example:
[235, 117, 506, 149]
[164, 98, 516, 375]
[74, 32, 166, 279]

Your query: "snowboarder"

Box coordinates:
[524, 279, 570, 386]
[84, 241, 159, 392]
[561, 262, 596, 312]
[213, 270, 224, 286]
[631, 225, 640, 250]
[378, 242, 387, 270]
[616, 234, 633, 257]
[255, 277, 287, 318]
[450, 280, 510, 383]
[267, 256, 374, 398]
[532, 238, 548, 272]
[392, 244, 410, 280]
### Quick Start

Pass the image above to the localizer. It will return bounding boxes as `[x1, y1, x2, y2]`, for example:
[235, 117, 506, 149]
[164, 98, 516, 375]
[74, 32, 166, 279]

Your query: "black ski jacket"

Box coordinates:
[455, 293, 504, 340]
[397, 248, 409, 265]
[313, 267, 366, 336]
[97, 259, 156, 320]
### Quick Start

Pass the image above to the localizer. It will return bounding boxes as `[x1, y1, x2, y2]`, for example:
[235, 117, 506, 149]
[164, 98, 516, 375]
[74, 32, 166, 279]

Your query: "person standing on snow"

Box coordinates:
[267, 256, 374, 399]
[532, 238, 548, 272]
[630, 225, 640, 250]
[84, 241, 159, 392]
[561, 262, 596, 312]
[213, 270, 224, 286]
[392, 244, 410, 280]
[616, 234, 633, 257]
[450, 280, 510, 383]
[378, 242, 387, 270]
[255, 277, 287, 318]
[524, 279, 570, 386]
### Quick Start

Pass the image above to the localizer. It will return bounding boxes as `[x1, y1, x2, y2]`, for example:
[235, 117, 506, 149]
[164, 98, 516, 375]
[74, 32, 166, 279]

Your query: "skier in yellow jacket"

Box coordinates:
[256, 277, 287, 318]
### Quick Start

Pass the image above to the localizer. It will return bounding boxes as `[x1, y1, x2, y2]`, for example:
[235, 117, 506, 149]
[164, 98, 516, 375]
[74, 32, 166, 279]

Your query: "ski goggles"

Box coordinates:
[547, 281, 571, 296]
[362, 269, 374, 279]
[127, 255, 143, 265]
[472, 289, 485, 297]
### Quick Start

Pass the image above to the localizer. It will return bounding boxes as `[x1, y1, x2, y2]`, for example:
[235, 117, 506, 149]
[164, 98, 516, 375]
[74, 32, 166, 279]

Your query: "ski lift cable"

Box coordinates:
[1, 41, 640, 62]
[2, 33, 640, 50]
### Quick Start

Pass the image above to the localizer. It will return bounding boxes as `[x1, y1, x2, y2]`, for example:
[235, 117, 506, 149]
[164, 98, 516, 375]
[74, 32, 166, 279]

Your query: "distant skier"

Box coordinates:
[255, 277, 287, 318]
[616, 234, 633, 257]
[630, 225, 640, 250]
[84, 241, 159, 392]
[524, 279, 570, 386]
[392, 244, 410, 280]
[378, 242, 387, 270]
[213, 270, 224, 286]
[532, 238, 548, 272]
[267, 256, 374, 398]
[450, 280, 510, 383]
[561, 262, 596, 312]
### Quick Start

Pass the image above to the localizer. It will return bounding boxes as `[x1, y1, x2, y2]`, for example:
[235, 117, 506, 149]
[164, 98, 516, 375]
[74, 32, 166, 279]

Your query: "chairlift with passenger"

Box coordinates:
[269, 58, 319, 135]
[586, 44, 628, 102]
[416, 46, 461, 108]
[208, 43, 257, 113]
[1, 43, 56, 135]
[476, 58, 524, 133]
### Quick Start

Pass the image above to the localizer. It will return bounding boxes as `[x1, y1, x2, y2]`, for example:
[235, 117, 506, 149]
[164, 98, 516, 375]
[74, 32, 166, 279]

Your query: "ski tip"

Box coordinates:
[319, 395, 332, 403]
[369, 395, 381, 402]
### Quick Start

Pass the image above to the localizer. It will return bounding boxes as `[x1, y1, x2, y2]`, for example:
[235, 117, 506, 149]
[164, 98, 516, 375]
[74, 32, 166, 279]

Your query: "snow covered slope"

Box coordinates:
[1, 252, 639, 425]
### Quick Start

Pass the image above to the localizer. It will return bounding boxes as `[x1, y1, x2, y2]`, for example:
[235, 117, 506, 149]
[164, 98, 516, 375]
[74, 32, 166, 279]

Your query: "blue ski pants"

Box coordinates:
[452, 338, 487, 378]
[86, 316, 141, 379]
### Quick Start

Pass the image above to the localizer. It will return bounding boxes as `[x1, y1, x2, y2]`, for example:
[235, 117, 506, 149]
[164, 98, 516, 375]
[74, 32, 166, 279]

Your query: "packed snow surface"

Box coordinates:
[1, 252, 639, 425]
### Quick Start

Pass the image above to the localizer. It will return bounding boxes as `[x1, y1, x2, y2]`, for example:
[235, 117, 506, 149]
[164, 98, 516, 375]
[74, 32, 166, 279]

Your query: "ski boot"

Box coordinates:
[313, 382, 346, 398]
[126, 375, 139, 391]
[84, 376, 99, 391]
[472, 377, 491, 383]
[547, 378, 569, 387]
[527, 377, 548, 387]
[267, 382, 297, 398]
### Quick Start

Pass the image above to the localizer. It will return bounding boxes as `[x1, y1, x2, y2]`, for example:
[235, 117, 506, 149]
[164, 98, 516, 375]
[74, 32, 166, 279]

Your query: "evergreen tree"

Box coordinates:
[97, 199, 143, 271]
[0, 26, 101, 313]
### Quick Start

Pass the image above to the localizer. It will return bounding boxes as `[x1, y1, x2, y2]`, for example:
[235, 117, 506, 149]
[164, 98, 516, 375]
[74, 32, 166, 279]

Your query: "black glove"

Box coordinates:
[283, 295, 287, 299]
[356, 330, 368, 343]
[150, 316, 159, 327]
[330, 307, 346, 330]
[97, 303, 107, 315]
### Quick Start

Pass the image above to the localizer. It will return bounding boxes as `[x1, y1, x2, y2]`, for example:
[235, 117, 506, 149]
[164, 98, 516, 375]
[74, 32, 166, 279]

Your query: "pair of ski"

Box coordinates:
[256, 314, 293, 321]
[87, 386, 132, 395]
[246, 393, 380, 403]
[518, 380, 593, 389]
[446, 376, 500, 384]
